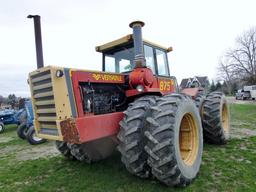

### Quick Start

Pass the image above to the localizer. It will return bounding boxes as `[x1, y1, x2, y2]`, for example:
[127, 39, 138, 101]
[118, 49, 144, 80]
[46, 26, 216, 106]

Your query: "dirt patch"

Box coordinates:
[0, 145, 20, 157]
[0, 142, 60, 161]
[0, 136, 14, 143]
[230, 127, 256, 139]
[231, 121, 255, 130]
[16, 142, 59, 161]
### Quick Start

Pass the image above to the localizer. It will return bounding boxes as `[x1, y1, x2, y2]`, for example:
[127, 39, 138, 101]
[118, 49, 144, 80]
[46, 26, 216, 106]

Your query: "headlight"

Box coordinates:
[136, 85, 144, 92]
[56, 70, 64, 78]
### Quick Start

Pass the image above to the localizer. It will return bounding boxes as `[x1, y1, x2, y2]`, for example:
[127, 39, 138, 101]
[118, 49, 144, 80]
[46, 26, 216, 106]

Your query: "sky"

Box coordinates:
[0, 0, 256, 97]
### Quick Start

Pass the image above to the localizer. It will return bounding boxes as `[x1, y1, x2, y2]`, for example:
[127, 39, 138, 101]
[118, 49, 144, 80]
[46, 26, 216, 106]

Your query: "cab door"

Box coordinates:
[144, 44, 178, 94]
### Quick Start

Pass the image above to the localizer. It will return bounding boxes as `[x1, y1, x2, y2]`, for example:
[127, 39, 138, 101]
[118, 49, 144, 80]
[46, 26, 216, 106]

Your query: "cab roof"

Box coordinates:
[95, 34, 173, 53]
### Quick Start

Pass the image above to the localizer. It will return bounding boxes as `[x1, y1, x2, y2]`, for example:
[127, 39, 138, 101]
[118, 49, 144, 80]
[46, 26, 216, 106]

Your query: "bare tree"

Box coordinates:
[218, 27, 256, 89]
[217, 59, 235, 94]
[7, 94, 17, 109]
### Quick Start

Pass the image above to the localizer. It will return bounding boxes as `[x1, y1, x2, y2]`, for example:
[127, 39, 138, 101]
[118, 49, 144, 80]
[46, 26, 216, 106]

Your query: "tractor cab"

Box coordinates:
[96, 34, 173, 77]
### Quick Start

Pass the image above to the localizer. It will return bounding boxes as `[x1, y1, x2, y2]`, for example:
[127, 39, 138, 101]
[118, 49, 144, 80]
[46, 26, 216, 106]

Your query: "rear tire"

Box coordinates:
[194, 89, 206, 117]
[0, 122, 5, 133]
[17, 122, 28, 139]
[117, 96, 158, 178]
[202, 91, 230, 144]
[55, 141, 76, 160]
[145, 94, 203, 187]
[69, 136, 117, 163]
[26, 126, 47, 145]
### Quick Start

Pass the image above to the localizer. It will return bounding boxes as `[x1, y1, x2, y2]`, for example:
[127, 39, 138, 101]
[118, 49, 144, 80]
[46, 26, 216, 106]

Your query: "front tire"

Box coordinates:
[26, 126, 47, 145]
[17, 122, 28, 139]
[117, 96, 158, 178]
[145, 94, 203, 187]
[0, 122, 5, 133]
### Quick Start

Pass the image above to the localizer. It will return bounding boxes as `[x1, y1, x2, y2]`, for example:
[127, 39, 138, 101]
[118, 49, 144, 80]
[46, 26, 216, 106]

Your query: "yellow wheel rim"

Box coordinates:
[221, 103, 229, 134]
[179, 113, 199, 166]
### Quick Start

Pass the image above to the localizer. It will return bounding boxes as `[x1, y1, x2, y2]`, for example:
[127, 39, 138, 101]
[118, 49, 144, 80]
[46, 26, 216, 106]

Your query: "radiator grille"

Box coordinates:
[30, 70, 59, 136]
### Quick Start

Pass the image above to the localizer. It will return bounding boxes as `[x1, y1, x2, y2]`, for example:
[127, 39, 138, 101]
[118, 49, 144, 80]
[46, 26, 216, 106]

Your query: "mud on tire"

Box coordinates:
[144, 94, 203, 187]
[117, 96, 158, 178]
[202, 91, 230, 144]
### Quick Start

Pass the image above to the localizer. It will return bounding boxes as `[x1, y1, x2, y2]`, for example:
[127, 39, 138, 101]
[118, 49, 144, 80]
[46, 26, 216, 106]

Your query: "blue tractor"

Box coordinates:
[0, 108, 24, 133]
[16, 100, 46, 145]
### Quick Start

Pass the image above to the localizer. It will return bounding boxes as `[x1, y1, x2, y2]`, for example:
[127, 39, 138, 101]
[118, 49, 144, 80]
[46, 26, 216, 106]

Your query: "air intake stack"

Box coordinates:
[129, 21, 146, 68]
[27, 15, 44, 69]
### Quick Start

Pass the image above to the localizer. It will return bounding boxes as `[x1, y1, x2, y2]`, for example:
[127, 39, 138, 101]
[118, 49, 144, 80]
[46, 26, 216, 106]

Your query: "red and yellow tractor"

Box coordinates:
[27, 15, 230, 187]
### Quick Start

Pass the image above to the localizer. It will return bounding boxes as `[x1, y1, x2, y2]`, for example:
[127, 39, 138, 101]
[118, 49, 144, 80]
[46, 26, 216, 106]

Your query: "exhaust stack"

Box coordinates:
[129, 21, 146, 68]
[27, 15, 44, 69]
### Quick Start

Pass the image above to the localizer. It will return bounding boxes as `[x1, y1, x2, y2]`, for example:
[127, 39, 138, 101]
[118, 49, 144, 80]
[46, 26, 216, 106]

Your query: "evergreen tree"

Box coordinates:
[209, 80, 216, 92]
[215, 81, 222, 91]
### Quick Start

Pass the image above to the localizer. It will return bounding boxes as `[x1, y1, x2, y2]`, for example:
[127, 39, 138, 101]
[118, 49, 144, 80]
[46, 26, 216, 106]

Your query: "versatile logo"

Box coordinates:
[92, 74, 101, 80]
[92, 73, 123, 82]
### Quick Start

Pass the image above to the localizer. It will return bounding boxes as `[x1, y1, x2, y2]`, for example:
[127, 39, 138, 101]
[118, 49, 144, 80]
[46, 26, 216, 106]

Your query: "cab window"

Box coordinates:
[144, 45, 156, 74]
[104, 45, 134, 73]
[103, 43, 170, 76]
[156, 49, 169, 76]
[104, 56, 115, 72]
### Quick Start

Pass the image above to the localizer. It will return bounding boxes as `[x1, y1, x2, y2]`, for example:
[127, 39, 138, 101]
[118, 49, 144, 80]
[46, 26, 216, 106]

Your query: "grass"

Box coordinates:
[229, 103, 256, 130]
[0, 103, 256, 192]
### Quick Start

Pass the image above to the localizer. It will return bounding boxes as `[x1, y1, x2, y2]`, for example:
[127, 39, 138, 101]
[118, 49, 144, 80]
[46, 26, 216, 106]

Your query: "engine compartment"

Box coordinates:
[79, 83, 127, 115]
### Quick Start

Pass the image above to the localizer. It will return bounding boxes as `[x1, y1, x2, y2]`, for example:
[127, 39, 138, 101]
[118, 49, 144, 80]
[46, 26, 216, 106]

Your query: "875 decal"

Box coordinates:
[159, 80, 173, 91]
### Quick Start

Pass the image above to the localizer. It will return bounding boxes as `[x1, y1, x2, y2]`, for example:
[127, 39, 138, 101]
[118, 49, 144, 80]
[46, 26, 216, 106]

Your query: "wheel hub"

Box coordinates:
[179, 113, 199, 166]
[32, 132, 43, 142]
